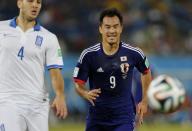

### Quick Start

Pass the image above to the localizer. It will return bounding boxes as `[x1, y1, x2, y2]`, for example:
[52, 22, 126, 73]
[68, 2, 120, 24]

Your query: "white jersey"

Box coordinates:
[0, 18, 63, 105]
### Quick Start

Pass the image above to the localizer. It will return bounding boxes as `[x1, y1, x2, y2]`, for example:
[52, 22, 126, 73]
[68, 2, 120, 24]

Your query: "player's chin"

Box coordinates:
[29, 14, 39, 20]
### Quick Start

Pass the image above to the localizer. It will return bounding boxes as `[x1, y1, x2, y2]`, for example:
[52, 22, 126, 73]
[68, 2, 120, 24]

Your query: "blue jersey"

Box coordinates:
[73, 42, 150, 125]
[132, 68, 142, 104]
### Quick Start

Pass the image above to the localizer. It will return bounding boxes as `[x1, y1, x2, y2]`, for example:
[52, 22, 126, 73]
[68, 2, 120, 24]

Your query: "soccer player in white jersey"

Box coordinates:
[0, 0, 68, 131]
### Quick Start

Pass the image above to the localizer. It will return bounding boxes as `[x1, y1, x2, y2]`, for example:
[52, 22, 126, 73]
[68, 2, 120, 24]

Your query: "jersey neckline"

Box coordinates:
[101, 42, 122, 58]
[9, 17, 41, 31]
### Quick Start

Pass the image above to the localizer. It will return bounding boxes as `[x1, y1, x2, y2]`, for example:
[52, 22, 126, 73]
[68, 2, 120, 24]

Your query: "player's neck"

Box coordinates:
[17, 15, 36, 32]
[102, 41, 120, 56]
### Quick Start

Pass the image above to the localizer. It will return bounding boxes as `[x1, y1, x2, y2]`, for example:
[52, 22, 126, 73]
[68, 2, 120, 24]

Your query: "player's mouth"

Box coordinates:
[31, 10, 38, 16]
[107, 35, 117, 38]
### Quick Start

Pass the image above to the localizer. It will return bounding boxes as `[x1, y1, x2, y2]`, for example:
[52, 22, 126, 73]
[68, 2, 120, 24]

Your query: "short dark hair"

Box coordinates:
[99, 8, 123, 26]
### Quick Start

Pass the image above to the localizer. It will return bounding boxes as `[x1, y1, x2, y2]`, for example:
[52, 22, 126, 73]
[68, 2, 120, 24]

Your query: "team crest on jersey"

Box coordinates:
[35, 35, 43, 47]
[120, 63, 129, 79]
[120, 56, 127, 62]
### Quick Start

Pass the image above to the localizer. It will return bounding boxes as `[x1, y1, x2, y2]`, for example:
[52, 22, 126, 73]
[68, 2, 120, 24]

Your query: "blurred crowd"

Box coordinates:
[0, 0, 192, 54]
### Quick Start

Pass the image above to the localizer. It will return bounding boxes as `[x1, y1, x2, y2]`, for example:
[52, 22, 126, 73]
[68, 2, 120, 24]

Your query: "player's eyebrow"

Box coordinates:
[113, 24, 120, 27]
[104, 24, 120, 27]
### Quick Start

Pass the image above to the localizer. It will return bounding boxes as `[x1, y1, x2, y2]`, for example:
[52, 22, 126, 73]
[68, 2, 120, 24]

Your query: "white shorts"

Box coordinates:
[0, 101, 49, 131]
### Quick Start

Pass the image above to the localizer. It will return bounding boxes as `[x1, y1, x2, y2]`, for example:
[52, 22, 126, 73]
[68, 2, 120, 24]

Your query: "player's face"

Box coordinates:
[17, 0, 42, 21]
[99, 16, 122, 46]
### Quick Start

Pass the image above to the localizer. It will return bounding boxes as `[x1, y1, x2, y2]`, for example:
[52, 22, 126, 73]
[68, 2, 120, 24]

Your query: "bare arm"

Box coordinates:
[50, 68, 68, 119]
[74, 82, 101, 106]
[141, 70, 152, 104]
[137, 70, 152, 125]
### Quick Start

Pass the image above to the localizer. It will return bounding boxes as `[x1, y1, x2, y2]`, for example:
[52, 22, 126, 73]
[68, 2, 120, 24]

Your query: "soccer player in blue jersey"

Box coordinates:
[0, 0, 67, 131]
[73, 8, 152, 131]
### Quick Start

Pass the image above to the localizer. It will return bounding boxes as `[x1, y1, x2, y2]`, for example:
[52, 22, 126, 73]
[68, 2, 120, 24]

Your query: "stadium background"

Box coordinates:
[0, 0, 191, 130]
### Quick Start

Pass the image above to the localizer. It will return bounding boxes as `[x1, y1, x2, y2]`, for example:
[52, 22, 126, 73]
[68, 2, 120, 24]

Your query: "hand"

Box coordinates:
[51, 95, 68, 119]
[137, 100, 148, 125]
[84, 88, 101, 106]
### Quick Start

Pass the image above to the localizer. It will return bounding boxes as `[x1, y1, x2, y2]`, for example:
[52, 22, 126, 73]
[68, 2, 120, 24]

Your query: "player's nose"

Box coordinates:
[32, 1, 39, 8]
[109, 28, 115, 33]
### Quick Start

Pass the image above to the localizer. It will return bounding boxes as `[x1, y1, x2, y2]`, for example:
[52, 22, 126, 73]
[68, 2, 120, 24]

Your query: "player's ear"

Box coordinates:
[119, 25, 123, 33]
[17, 0, 22, 9]
[99, 26, 102, 34]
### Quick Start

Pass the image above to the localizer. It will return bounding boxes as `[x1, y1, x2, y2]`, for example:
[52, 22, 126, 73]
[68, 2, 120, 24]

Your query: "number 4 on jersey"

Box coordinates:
[18, 46, 24, 60]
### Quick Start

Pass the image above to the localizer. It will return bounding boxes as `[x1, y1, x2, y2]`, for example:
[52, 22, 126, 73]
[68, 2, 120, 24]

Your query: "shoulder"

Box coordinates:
[0, 20, 10, 25]
[121, 42, 145, 58]
[81, 43, 101, 55]
[0, 20, 12, 29]
[40, 26, 56, 37]
[78, 43, 101, 63]
[40, 26, 57, 41]
[39, 26, 60, 46]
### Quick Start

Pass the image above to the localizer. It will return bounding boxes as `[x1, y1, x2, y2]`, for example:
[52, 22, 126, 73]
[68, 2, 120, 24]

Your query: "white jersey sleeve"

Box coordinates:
[46, 34, 63, 69]
[0, 32, 3, 44]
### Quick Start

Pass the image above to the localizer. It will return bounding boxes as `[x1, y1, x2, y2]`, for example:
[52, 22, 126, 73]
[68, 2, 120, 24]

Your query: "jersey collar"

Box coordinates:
[9, 17, 41, 31]
[101, 41, 122, 58]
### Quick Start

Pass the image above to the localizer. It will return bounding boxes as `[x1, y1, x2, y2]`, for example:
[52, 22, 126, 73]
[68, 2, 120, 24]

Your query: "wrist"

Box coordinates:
[82, 90, 89, 99]
[141, 97, 148, 104]
[55, 92, 65, 98]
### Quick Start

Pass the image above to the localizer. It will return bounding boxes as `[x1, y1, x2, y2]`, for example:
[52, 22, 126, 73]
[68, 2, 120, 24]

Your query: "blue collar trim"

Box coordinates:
[9, 17, 17, 28]
[34, 21, 41, 31]
[9, 17, 41, 31]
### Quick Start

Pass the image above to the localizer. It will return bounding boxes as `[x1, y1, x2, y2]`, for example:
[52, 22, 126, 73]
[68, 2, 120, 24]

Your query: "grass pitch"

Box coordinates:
[50, 122, 192, 131]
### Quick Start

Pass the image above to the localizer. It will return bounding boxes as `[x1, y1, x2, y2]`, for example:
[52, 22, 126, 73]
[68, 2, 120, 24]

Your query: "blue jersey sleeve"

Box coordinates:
[73, 51, 90, 83]
[132, 68, 142, 104]
[134, 48, 150, 74]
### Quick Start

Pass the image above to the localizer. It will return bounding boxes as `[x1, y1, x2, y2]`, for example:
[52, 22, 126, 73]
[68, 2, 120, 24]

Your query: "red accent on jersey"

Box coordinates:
[143, 68, 150, 74]
[74, 78, 86, 85]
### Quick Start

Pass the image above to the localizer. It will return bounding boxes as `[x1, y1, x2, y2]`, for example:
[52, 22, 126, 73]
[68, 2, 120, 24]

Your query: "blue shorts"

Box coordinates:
[86, 123, 134, 131]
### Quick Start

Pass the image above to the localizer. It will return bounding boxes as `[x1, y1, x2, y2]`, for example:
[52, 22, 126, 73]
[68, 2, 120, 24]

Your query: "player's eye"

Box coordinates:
[113, 24, 120, 29]
[37, 0, 42, 4]
[105, 26, 110, 29]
